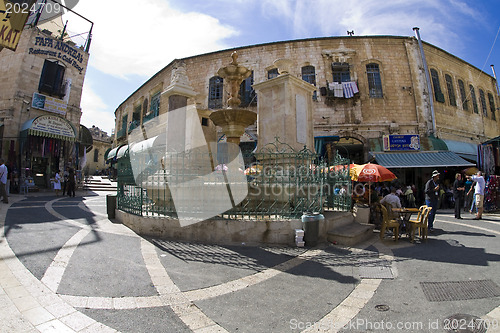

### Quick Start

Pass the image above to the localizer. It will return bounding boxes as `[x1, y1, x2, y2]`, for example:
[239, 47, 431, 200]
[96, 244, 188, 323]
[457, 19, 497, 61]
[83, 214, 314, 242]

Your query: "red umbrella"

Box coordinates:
[350, 163, 397, 205]
[350, 163, 397, 182]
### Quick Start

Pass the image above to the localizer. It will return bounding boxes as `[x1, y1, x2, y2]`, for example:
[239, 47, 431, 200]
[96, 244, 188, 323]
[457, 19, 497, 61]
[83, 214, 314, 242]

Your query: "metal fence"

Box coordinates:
[116, 138, 351, 219]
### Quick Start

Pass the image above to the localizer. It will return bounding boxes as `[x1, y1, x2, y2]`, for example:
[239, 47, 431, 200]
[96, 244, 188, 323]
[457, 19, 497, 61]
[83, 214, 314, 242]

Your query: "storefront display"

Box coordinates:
[484, 175, 499, 212]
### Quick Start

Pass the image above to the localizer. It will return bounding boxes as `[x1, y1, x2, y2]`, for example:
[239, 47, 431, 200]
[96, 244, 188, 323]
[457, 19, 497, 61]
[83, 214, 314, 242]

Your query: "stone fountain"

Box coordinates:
[209, 52, 257, 145]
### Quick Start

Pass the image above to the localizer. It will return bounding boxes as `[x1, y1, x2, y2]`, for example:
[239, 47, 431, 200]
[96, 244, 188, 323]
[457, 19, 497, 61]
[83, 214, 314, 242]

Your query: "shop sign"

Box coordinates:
[31, 115, 75, 139]
[383, 134, 420, 151]
[0, 0, 35, 51]
[29, 35, 85, 74]
[32, 92, 67, 115]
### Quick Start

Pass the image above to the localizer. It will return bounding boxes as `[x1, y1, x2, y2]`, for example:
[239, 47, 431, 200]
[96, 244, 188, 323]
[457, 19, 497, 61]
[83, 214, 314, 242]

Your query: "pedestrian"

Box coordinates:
[467, 171, 485, 220]
[62, 167, 69, 195]
[468, 182, 477, 214]
[464, 177, 473, 212]
[67, 167, 76, 197]
[452, 173, 465, 219]
[54, 170, 62, 196]
[424, 170, 441, 231]
[0, 158, 8, 203]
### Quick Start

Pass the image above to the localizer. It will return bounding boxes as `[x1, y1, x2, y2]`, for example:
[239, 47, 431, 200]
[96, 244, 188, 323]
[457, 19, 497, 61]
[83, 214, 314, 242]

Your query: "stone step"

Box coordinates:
[327, 223, 375, 246]
[323, 210, 354, 229]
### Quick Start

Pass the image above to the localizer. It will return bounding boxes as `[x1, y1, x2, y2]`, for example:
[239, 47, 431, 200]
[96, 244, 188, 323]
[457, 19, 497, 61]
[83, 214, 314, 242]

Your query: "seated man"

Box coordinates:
[380, 187, 402, 219]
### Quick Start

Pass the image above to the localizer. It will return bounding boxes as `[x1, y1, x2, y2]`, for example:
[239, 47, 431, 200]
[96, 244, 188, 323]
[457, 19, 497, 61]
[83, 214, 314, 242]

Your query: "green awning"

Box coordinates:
[442, 139, 478, 162]
[106, 145, 123, 161]
[371, 151, 475, 168]
[20, 115, 76, 142]
[116, 145, 129, 159]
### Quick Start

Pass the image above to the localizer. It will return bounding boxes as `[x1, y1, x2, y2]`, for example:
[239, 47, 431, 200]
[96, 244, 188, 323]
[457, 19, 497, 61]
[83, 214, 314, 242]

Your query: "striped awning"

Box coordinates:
[371, 151, 476, 168]
[21, 115, 76, 141]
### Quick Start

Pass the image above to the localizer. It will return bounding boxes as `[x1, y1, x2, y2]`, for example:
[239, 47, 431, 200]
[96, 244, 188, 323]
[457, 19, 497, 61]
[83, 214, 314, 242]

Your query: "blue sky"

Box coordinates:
[64, 0, 500, 136]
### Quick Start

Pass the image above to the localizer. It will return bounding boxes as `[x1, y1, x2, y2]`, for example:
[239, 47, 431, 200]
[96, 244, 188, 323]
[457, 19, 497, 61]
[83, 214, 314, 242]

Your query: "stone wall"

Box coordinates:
[114, 36, 500, 149]
[117, 210, 305, 246]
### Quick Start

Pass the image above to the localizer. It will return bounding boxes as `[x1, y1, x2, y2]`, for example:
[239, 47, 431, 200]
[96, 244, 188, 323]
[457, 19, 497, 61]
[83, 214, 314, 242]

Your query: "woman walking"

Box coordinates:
[54, 170, 62, 196]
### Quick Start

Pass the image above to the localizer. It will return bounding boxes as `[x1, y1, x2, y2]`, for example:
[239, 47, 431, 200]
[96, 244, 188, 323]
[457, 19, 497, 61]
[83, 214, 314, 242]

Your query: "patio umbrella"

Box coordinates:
[350, 163, 397, 205]
[463, 167, 479, 176]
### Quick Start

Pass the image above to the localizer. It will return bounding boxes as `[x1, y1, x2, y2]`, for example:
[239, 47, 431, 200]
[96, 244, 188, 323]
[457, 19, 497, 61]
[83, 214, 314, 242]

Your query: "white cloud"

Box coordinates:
[65, 0, 238, 79]
[259, 0, 486, 58]
[79, 80, 115, 135]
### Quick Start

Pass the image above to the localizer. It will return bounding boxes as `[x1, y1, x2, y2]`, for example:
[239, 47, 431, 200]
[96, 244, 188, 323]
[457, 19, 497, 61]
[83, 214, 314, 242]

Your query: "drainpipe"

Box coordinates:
[492, 65, 500, 97]
[413, 27, 436, 136]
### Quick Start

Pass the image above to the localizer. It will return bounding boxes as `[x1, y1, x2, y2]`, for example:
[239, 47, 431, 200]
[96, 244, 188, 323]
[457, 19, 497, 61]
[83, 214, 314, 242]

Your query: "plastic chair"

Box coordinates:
[380, 205, 400, 241]
[409, 207, 432, 243]
[409, 205, 427, 224]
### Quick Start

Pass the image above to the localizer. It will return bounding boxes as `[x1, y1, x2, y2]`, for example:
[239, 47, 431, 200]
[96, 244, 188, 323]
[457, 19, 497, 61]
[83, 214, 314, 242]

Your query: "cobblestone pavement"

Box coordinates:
[1, 191, 500, 332]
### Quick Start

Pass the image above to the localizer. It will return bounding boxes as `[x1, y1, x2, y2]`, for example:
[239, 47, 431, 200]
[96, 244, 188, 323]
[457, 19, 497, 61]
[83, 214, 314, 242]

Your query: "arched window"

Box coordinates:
[208, 76, 223, 109]
[445, 74, 456, 106]
[301, 65, 316, 85]
[302, 65, 317, 100]
[488, 92, 497, 120]
[458, 80, 468, 111]
[267, 68, 279, 79]
[150, 92, 160, 117]
[469, 85, 479, 114]
[239, 71, 256, 107]
[479, 89, 488, 117]
[430, 69, 444, 103]
[366, 63, 383, 98]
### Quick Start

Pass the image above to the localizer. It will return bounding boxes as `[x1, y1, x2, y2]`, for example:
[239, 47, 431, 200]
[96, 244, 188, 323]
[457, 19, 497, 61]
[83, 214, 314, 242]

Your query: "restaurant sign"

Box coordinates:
[30, 115, 75, 140]
[32, 92, 67, 115]
[383, 134, 420, 151]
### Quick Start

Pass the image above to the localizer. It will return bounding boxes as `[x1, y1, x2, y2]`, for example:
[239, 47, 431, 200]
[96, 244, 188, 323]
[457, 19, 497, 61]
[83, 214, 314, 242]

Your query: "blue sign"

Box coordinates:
[383, 135, 420, 151]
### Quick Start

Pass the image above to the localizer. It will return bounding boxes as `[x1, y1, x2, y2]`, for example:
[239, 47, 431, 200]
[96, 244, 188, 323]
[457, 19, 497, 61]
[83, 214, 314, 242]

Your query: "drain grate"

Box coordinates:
[359, 266, 394, 279]
[420, 280, 500, 302]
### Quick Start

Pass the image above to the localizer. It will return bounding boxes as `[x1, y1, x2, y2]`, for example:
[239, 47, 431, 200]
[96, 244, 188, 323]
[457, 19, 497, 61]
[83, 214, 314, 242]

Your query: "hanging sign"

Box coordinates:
[32, 92, 67, 115]
[30, 115, 75, 140]
[383, 134, 420, 151]
[0, 0, 35, 51]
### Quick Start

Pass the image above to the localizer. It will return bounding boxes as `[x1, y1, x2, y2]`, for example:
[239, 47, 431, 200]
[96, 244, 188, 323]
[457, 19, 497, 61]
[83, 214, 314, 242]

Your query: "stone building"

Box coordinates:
[0, 26, 90, 188]
[113, 35, 500, 189]
[85, 125, 112, 176]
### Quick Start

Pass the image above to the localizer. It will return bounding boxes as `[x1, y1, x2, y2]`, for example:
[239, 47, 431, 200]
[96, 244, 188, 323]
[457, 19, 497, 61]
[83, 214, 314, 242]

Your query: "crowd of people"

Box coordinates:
[354, 169, 486, 231]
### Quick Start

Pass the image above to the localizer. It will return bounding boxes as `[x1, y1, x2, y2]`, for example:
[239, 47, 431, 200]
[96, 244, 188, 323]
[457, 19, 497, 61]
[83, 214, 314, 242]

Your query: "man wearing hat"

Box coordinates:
[466, 171, 485, 220]
[424, 170, 441, 231]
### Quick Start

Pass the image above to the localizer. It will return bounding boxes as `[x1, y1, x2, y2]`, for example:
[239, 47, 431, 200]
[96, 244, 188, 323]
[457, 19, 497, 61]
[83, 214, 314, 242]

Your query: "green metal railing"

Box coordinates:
[116, 138, 351, 219]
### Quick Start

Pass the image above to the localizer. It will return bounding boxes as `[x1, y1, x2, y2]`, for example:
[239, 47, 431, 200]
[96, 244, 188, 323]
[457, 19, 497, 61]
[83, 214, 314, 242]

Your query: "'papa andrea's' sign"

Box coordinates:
[28, 36, 85, 74]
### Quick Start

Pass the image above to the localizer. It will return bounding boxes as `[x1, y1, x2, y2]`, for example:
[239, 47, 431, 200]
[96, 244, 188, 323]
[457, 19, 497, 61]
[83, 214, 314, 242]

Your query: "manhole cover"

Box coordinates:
[420, 280, 500, 302]
[375, 304, 390, 312]
[444, 314, 487, 333]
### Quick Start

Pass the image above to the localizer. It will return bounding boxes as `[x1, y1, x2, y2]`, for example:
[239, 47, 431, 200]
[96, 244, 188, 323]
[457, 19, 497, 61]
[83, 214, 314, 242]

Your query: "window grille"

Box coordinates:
[366, 63, 383, 98]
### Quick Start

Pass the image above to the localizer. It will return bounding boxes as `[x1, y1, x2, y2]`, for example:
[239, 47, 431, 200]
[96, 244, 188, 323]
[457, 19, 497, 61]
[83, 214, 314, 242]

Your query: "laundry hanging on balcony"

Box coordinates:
[327, 81, 359, 98]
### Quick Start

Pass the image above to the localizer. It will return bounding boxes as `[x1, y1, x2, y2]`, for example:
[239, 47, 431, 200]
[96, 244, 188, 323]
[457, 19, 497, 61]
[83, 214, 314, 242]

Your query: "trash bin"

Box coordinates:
[106, 194, 117, 219]
[302, 212, 324, 247]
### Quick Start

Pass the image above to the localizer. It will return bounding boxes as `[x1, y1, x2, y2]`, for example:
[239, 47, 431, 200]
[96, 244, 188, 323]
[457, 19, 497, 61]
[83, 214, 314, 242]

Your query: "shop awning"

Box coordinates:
[103, 147, 112, 160]
[20, 115, 76, 141]
[116, 145, 129, 159]
[129, 136, 158, 154]
[106, 145, 125, 162]
[371, 151, 476, 168]
[442, 139, 478, 162]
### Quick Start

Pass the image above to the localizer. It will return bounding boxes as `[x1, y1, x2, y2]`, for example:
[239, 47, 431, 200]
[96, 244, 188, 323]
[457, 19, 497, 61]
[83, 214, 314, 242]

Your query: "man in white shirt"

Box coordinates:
[0, 159, 8, 204]
[380, 187, 402, 208]
[468, 171, 486, 220]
